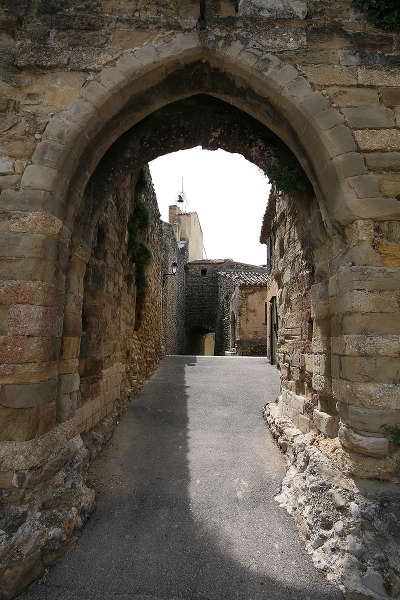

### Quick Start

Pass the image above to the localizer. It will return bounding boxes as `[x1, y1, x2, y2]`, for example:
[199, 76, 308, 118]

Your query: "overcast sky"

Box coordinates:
[149, 147, 270, 266]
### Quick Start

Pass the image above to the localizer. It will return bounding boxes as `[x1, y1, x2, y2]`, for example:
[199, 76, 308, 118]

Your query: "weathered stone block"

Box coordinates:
[0, 233, 60, 262]
[331, 334, 400, 358]
[238, 0, 307, 19]
[61, 336, 81, 360]
[59, 372, 80, 395]
[380, 174, 400, 198]
[21, 165, 60, 193]
[325, 86, 379, 107]
[56, 391, 77, 423]
[347, 174, 380, 198]
[313, 354, 330, 376]
[62, 311, 82, 337]
[338, 402, 400, 434]
[342, 106, 395, 129]
[0, 305, 9, 335]
[339, 424, 390, 457]
[358, 68, 400, 87]
[0, 401, 56, 441]
[342, 313, 400, 336]
[8, 305, 63, 337]
[313, 409, 339, 438]
[340, 355, 400, 384]
[381, 87, 400, 107]
[0, 379, 57, 408]
[0, 335, 60, 364]
[324, 124, 357, 157]
[333, 153, 367, 178]
[365, 152, 400, 171]
[0, 280, 63, 306]
[312, 374, 332, 394]
[0, 156, 14, 175]
[302, 66, 357, 86]
[355, 129, 400, 152]
[298, 414, 312, 433]
[335, 289, 398, 314]
[333, 378, 400, 410]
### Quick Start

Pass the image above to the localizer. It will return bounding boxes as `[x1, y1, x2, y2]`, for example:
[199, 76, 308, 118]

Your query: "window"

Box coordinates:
[201, 268, 207, 276]
[266, 234, 274, 273]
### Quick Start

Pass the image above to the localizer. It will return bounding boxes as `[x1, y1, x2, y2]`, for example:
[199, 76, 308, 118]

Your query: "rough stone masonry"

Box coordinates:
[0, 0, 399, 598]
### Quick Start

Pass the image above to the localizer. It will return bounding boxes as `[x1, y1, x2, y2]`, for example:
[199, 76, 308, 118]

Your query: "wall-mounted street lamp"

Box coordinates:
[163, 261, 178, 285]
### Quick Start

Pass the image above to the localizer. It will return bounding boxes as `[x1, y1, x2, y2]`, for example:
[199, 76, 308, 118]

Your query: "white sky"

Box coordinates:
[149, 147, 270, 266]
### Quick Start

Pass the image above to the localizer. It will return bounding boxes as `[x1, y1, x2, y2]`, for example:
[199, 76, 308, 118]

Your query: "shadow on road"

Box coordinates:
[21, 356, 342, 600]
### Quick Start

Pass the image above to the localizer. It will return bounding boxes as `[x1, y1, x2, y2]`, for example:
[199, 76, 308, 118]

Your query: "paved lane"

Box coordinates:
[22, 356, 341, 600]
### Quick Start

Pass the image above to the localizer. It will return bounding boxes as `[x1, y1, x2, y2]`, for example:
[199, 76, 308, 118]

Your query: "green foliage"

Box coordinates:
[127, 192, 153, 326]
[262, 150, 313, 196]
[353, 0, 400, 31]
[383, 425, 400, 446]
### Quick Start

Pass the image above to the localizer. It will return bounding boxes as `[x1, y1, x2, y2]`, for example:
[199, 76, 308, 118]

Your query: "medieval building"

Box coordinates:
[162, 206, 270, 357]
[185, 259, 269, 356]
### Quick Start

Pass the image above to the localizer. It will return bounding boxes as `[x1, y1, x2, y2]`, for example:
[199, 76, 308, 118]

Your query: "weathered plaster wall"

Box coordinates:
[237, 286, 268, 356]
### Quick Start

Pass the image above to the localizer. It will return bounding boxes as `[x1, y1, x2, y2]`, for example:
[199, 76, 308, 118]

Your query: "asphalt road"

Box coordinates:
[22, 356, 342, 600]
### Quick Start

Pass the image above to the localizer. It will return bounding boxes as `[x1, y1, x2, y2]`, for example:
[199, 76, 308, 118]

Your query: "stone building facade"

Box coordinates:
[261, 187, 400, 598]
[261, 189, 321, 434]
[169, 205, 204, 262]
[1, 0, 400, 596]
[185, 259, 269, 355]
[161, 221, 187, 355]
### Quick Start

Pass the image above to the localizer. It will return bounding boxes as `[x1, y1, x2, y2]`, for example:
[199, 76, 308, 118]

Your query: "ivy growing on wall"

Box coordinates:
[383, 425, 400, 446]
[353, 0, 400, 31]
[127, 183, 153, 328]
[252, 145, 313, 196]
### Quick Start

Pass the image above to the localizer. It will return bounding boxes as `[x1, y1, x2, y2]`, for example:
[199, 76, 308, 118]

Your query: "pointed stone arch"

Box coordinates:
[1, 31, 399, 481]
[20, 31, 398, 231]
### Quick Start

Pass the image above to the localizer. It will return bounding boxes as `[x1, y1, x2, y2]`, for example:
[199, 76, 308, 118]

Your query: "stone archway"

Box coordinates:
[1, 29, 400, 598]
[3, 32, 397, 475]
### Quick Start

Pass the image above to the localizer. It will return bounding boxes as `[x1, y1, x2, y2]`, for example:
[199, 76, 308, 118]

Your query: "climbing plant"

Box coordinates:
[252, 145, 313, 196]
[383, 425, 400, 446]
[353, 0, 400, 31]
[127, 183, 153, 327]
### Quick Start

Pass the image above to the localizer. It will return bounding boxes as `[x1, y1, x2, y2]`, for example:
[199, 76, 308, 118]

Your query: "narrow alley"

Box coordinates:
[22, 356, 341, 600]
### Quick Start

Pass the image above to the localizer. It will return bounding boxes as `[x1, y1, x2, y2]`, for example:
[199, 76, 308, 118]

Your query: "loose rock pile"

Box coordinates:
[0, 407, 122, 600]
[265, 402, 400, 600]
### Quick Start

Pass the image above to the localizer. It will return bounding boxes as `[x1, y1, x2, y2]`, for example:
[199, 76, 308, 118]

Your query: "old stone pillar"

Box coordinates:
[330, 220, 400, 479]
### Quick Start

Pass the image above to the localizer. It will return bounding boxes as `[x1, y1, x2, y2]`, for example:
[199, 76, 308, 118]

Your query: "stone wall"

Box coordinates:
[265, 193, 320, 435]
[0, 0, 400, 595]
[185, 262, 220, 353]
[0, 164, 164, 599]
[161, 222, 187, 355]
[262, 188, 400, 597]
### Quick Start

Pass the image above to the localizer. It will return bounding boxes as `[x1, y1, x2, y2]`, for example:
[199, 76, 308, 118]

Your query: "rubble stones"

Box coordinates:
[238, 0, 308, 19]
[265, 403, 400, 599]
